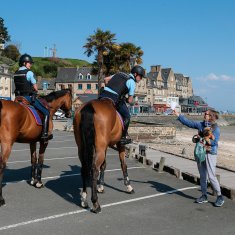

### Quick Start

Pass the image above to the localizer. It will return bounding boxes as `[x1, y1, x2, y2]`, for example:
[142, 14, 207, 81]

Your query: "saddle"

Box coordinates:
[14, 96, 49, 109]
[14, 96, 31, 105]
[14, 96, 43, 126]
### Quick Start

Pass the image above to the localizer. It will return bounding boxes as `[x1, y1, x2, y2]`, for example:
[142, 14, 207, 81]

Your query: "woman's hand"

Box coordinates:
[173, 109, 180, 117]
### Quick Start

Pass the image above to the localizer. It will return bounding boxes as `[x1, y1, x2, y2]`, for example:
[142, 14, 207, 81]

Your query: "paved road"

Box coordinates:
[0, 131, 234, 235]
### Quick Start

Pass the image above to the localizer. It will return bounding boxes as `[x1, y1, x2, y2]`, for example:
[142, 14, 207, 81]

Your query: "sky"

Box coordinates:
[1, 0, 235, 112]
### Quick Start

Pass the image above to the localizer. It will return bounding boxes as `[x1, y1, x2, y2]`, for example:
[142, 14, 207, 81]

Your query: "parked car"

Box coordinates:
[53, 109, 65, 120]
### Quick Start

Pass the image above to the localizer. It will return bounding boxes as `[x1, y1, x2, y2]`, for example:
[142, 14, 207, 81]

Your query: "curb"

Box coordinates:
[125, 144, 235, 201]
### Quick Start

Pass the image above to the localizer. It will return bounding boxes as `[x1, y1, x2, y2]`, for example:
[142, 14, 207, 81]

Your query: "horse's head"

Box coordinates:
[44, 89, 72, 118]
[60, 89, 72, 118]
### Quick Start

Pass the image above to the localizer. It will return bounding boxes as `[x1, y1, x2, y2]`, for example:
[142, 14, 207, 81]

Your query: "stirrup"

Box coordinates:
[41, 134, 49, 143]
[119, 136, 132, 145]
[48, 134, 53, 140]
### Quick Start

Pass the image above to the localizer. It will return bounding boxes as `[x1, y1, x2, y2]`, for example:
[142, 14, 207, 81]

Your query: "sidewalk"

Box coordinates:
[128, 143, 235, 200]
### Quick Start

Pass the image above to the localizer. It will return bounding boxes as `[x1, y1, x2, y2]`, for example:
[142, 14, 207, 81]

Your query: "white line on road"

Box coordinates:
[3, 166, 144, 185]
[0, 186, 198, 231]
[8, 156, 78, 164]
[7, 153, 119, 164]
[11, 146, 77, 152]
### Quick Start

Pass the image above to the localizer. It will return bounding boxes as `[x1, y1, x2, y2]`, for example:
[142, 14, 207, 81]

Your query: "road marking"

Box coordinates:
[0, 186, 198, 231]
[11, 146, 77, 152]
[8, 156, 78, 164]
[7, 153, 119, 164]
[3, 166, 144, 185]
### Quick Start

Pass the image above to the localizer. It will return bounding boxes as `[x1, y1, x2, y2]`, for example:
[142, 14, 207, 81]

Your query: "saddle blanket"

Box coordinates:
[116, 111, 124, 130]
[22, 104, 42, 126]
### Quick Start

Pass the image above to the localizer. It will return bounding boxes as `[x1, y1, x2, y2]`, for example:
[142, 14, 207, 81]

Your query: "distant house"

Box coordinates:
[73, 94, 98, 110]
[55, 67, 99, 99]
[0, 63, 13, 100]
[180, 95, 208, 113]
[37, 77, 56, 95]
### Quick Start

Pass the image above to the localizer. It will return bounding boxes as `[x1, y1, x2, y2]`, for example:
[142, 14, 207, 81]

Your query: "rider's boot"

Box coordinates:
[120, 119, 132, 145]
[41, 115, 53, 143]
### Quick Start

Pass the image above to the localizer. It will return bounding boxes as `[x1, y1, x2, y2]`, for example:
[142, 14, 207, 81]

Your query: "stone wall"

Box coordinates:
[129, 126, 176, 141]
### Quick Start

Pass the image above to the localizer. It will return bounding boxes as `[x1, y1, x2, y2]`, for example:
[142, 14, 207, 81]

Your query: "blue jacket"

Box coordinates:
[178, 114, 220, 155]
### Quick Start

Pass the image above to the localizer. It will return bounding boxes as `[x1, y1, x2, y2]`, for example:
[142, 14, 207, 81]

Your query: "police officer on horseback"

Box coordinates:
[13, 53, 52, 143]
[99, 65, 145, 145]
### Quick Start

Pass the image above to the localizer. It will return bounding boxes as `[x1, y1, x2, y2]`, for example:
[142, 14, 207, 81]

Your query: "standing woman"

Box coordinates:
[173, 109, 224, 207]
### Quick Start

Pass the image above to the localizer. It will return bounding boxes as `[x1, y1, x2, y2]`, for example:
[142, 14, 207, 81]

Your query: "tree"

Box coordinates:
[0, 17, 10, 44]
[2, 44, 20, 61]
[83, 28, 116, 93]
[118, 42, 143, 72]
[103, 42, 144, 75]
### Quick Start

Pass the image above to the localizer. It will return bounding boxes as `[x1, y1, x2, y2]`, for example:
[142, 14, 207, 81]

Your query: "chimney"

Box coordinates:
[150, 65, 161, 72]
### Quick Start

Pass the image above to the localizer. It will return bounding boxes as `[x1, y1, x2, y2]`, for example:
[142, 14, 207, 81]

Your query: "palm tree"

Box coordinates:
[118, 43, 144, 72]
[83, 28, 116, 93]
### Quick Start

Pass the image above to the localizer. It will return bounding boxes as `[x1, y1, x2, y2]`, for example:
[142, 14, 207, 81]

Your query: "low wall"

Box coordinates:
[129, 126, 176, 140]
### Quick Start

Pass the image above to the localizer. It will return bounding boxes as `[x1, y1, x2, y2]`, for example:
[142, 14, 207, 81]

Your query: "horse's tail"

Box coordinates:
[80, 102, 96, 181]
[0, 100, 2, 126]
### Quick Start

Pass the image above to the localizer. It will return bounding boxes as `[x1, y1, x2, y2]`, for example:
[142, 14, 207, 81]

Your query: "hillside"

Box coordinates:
[31, 57, 90, 78]
[1, 55, 90, 78]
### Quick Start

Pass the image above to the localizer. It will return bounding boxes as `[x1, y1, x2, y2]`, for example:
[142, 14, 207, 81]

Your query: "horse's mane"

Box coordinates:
[41, 89, 71, 102]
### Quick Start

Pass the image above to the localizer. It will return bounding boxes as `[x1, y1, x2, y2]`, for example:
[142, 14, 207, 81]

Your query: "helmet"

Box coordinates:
[131, 65, 145, 77]
[19, 54, 34, 66]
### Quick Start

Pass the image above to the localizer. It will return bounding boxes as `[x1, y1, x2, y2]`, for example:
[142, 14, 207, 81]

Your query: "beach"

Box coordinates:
[147, 126, 235, 172]
[55, 119, 235, 172]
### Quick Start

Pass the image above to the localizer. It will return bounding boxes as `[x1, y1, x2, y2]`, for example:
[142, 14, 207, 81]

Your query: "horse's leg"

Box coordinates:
[30, 142, 37, 186]
[117, 143, 135, 194]
[91, 163, 101, 213]
[91, 150, 104, 213]
[35, 141, 48, 188]
[80, 160, 88, 208]
[0, 142, 13, 206]
[97, 158, 106, 193]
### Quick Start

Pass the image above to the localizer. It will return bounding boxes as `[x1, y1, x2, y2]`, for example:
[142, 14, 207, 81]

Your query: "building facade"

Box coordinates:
[55, 65, 205, 113]
[0, 64, 12, 100]
[55, 67, 99, 100]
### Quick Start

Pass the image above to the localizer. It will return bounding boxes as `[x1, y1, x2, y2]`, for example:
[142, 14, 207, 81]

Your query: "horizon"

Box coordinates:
[1, 0, 235, 111]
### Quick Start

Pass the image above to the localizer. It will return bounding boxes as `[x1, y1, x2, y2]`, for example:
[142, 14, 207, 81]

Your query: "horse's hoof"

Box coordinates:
[0, 198, 5, 207]
[81, 201, 89, 208]
[35, 182, 44, 188]
[127, 189, 135, 194]
[126, 185, 135, 194]
[90, 206, 101, 214]
[97, 189, 104, 194]
[30, 178, 36, 186]
[97, 185, 105, 193]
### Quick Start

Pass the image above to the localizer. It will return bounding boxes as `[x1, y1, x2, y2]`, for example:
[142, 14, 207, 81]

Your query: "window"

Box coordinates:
[86, 74, 91, 80]
[68, 84, 72, 90]
[95, 84, 98, 90]
[87, 84, 91, 90]
[78, 84, 83, 90]
[42, 82, 49, 90]
[60, 84, 65, 89]
[79, 73, 83, 80]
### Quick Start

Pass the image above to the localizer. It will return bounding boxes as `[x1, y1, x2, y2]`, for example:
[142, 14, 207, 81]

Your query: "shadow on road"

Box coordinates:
[45, 165, 83, 206]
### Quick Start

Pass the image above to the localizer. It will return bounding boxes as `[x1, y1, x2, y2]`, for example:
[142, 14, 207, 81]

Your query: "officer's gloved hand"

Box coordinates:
[31, 93, 37, 103]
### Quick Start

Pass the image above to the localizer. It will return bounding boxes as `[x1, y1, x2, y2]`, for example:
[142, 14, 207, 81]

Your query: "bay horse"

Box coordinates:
[0, 89, 72, 206]
[73, 98, 134, 213]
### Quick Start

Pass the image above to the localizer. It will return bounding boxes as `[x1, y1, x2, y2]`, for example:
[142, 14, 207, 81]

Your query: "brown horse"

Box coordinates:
[73, 98, 134, 213]
[0, 89, 72, 206]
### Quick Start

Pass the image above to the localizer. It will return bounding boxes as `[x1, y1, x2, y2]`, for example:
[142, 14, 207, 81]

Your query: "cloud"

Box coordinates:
[199, 73, 235, 81]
